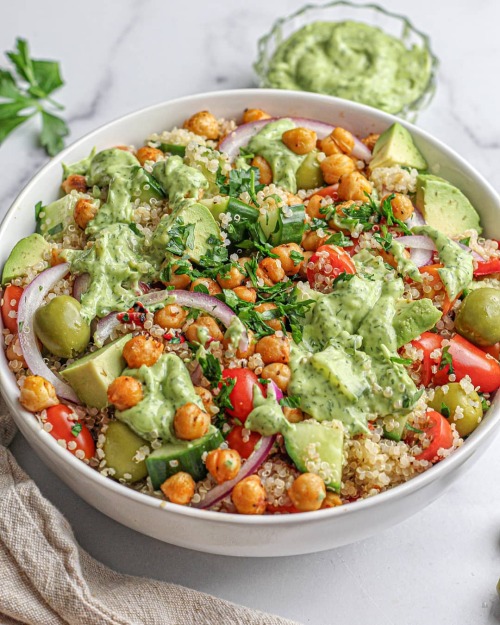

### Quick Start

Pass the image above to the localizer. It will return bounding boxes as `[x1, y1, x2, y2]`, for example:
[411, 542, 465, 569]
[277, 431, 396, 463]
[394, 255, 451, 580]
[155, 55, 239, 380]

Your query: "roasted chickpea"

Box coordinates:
[123, 335, 164, 369]
[301, 229, 328, 252]
[281, 127, 317, 155]
[271, 243, 304, 275]
[286, 192, 303, 206]
[19, 375, 59, 412]
[190, 277, 222, 296]
[107, 376, 143, 411]
[261, 363, 291, 392]
[74, 198, 98, 230]
[251, 155, 272, 185]
[154, 304, 188, 330]
[183, 110, 219, 140]
[361, 133, 380, 151]
[258, 257, 285, 285]
[382, 193, 414, 222]
[160, 472, 195, 505]
[223, 328, 255, 359]
[194, 386, 215, 413]
[255, 302, 282, 332]
[206, 448, 241, 484]
[185, 316, 224, 343]
[61, 174, 87, 195]
[320, 153, 356, 185]
[320, 134, 342, 156]
[216, 265, 245, 290]
[160, 261, 192, 289]
[337, 171, 372, 202]
[298, 251, 313, 279]
[242, 108, 271, 123]
[6, 335, 27, 367]
[288, 473, 326, 512]
[321, 492, 343, 509]
[306, 194, 325, 220]
[283, 407, 304, 424]
[135, 146, 163, 166]
[231, 475, 267, 515]
[233, 286, 257, 303]
[331, 127, 355, 155]
[173, 402, 210, 440]
[255, 335, 290, 365]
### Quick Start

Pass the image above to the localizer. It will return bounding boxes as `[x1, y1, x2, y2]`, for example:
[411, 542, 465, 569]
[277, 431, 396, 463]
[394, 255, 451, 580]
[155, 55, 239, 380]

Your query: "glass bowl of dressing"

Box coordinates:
[254, 1, 438, 120]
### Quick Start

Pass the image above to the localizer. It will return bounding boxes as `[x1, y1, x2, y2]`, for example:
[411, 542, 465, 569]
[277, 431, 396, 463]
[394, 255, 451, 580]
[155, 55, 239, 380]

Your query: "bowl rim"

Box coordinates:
[1, 87, 499, 527]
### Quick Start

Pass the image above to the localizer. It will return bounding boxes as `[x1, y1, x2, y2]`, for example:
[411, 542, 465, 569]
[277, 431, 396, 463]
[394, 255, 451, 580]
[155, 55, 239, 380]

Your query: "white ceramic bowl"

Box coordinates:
[1, 89, 499, 557]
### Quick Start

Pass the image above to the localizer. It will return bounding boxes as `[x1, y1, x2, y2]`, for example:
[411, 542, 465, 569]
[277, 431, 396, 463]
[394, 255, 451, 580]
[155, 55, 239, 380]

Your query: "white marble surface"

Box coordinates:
[1, 1, 500, 623]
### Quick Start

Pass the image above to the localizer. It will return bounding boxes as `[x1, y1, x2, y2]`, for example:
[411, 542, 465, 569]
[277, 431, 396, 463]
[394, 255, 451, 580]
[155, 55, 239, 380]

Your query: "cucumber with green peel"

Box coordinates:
[201, 197, 259, 243]
[382, 414, 410, 442]
[130, 166, 165, 203]
[258, 203, 306, 245]
[146, 426, 223, 489]
[159, 143, 186, 157]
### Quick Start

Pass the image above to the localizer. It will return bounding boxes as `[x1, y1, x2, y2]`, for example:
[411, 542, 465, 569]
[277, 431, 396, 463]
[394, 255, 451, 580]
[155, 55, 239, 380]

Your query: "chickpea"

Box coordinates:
[255, 302, 282, 332]
[271, 243, 304, 275]
[288, 473, 326, 512]
[382, 193, 414, 222]
[242, 108, 271, 124]
[135, 146, 163, 166]
[173, 402, 210, 440]
[337, 171, 372, 202]
[107, 376, 143, 411]
[19, 375, 59, 413]
[255, 335, 290, 365]
[306, 194, 325, 220]
[154, 304, 188, 330]
[216, 265, 245, 290]
[51, 248, 66, 267]
[231, 475, 267, 515]
[194, 386, 215, 413]
[284, 407, 304, 424]
[183, 110, 219, 140]
[206, 448, 241, 484]
[258, 257, 285, 285]
[123, 335, 164, 369]
[185, 316, 224, 343]
[160, 472, 195, 505]
[61, 174, 87, 195]
[251, 155, 272, 185]
[161, 261, 192, 289]
[223, 328, 255, 359]
[320, 134, 341, 156]
[261, 363, 291, 392]
[320, 153, 356, 185]
[321, 492, 343, 509]
[301, 229, 328, 252]
[298, 251, 313, 279]
[331, 127, 355, 155]
[233, 286, 257, 303]
[286, 192, 303, 206]
[237, 256, 252, 270]
[281, 127, 317, 155]
[6, 335, 27, 367]
[74, 198, 98, 230]
[190, 277, 222, 296]
[361, 133, 380, 151]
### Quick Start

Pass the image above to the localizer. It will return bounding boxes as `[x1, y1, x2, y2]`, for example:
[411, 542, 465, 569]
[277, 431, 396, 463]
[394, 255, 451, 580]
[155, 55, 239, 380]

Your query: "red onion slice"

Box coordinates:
[405, 207, 426, 228]
[409, 248, 434, 268]
[266, 380, 283, 403]
[192, 434, 276, 510]
[17, 264, 81, 404]
[395, 235, 436, 251]
[72, 273, 90, 302]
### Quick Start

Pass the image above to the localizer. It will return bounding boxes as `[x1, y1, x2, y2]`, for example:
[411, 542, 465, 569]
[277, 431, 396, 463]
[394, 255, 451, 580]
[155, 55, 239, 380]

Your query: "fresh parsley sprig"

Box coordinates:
[0, 38, 68, 155]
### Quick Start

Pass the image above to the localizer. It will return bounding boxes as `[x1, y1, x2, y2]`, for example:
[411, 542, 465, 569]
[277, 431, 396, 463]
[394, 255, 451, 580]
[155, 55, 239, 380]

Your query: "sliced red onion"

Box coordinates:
[219, 117, 372, 163]
[192, 434, 276, 510]
[409, 248, 434, 267]
[457, 242, 483, 260]
[266, 380, 283, 403]
[395, 235, 436, 251]
[190, 362, 203, 386]
[405, 207, 426, 228]
[72, 273, 90, 302]
[17, 264, 81, 404]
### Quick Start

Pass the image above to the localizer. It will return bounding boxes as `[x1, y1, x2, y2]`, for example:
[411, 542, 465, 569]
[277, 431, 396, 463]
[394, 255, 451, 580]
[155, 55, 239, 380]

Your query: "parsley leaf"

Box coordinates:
[280, 395, 301, 409]
[332, 272, 355, 288]
[324, 231, 353, 247]
[71, 423, 82, 437]
[373, 225, 393, 252]
[216, 377, 236, 411]
[217, 166, 264, 204]
[390, 356, 413, 366]
[377, 194, 412, 235]
[164, 217, 196, 256]
[198, 353, 222, 386]
[289, 250, 304, 266]
[440, 402, 451, 418]
[438, 345, 455, 375]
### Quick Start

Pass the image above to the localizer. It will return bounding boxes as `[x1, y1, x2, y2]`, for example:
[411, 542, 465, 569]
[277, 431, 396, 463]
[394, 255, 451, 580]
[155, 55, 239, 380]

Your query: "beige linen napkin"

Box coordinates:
[0, 397, 301, 625]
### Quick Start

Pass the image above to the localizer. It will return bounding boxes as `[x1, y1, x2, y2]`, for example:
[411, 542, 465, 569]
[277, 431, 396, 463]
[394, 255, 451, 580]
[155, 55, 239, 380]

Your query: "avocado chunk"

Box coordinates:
[415, 174, 482, 237]
[2, 233, 50, 285]
[394, 298, 442, 347]
[370, 122, 427, 171]
[284, 420, 344, 491]
[60, 334, 129, 408]
[102, 421, 149, 483]
[36, 194, 79, 241]
[146, 425, 223, 489]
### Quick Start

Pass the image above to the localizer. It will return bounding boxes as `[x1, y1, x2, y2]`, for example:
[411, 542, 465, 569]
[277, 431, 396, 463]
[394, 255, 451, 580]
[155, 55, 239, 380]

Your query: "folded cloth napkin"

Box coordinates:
[0, 397, 300, 625]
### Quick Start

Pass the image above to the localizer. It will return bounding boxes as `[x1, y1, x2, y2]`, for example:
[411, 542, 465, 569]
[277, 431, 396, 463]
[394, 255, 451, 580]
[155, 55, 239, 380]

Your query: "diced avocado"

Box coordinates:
[60, 334, 129, 408]
[130, 166, 165, 203]
[394, 298, 442, 347]
[415, 174, 482, 237]
[370, 122, 427, 171]
[36, 194, 79, 241]
[284, 420, 344, 491]
[146, 425, 223, 489]
[2, 234, 50, 285]
[382, 414, 409, 442]
[102, 421, 149, 483]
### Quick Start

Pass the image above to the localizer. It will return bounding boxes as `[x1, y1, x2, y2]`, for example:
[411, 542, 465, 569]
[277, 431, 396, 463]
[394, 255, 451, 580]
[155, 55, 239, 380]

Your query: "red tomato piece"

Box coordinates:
[412, 410, 453, 463]
[221, 368, 264, 423]
[1, 285, 24, 333]
[480, 343, 500, 360]
[306, 185, 339, 201]
[306, 245, 356, 291]
[473, 258, 500, 277]
[45, 405, 95, 459]
[226, 425, 261, 459]
[410, 332, 443, 387]
[418, 264, 455, 316]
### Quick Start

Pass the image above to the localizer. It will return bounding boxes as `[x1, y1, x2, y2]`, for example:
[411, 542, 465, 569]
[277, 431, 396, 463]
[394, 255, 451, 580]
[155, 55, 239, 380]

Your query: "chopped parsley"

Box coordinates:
[438, 345, 455, 375]
[280, 395, 301, 409]
[217, 165, 264, 205]
[440, 402, 451, 418]
[289, 250, 304, 266]
[198, 353, 222, 386]
[71, 423, 82, 437]
[164, 218, 196, 256]
[390, 356, 413, 366]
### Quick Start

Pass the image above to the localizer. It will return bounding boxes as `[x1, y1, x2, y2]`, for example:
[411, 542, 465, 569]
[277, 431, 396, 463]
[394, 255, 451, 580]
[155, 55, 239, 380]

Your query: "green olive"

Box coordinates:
[102, 420, 148, 482]
[34, 295, 90, 358]
[455, 287, 500, 346]
[296, 150, 324, 190]
[428, 382, 483, 437]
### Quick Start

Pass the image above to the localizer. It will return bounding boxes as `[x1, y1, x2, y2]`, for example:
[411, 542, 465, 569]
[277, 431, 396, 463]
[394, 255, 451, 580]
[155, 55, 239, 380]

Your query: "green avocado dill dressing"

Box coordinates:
[152, 155, 208, 209]
[265, 21, 432, 114]
[245, 384, 291, 437]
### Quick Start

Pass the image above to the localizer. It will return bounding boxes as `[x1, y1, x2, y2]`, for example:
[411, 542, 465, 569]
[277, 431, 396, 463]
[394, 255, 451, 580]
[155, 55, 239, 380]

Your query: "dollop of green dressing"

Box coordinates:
[245, 384, 290, 436]
[265, 21, 432, 114]
[152, 155, 208, 209]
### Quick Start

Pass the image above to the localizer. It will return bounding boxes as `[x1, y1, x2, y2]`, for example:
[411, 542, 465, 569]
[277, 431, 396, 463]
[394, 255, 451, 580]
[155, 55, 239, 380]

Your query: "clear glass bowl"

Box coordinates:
[254, 1, 438, 121]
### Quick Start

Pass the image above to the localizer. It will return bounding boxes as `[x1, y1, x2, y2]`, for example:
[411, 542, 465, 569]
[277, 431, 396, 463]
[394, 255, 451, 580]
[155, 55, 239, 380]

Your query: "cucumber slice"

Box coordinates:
[201, 197, 259, 243]
[258, 203, 305, 245]
[159, 143, 186, 157]
[284, 420, 344, 491]
[382, 414, 409, 442]
[146, 426, 223, 489]
[130, 167, 165, 203]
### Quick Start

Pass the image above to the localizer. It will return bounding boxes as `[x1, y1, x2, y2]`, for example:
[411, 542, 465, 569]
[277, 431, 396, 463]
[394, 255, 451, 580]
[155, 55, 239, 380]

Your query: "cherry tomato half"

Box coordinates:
[1, 285, 24, 333]
[307, 245, 356, 291]
[406, 410, 453, 463]
[45, 404, 95, 459]
[306, 185, 339, 201]
[221, 368, 264, 423]
[226, 425, 261, 459]
[418, 264, 455, 316]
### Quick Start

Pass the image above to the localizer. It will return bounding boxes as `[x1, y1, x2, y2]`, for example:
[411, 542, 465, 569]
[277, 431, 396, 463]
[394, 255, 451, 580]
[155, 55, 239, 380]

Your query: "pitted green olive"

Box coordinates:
[296, 150, 324, 190]
[428, 382, 483, 437]
[34, 295, 90, 358]
[455, 287, 500, 346]
[102, 420, 149, 482]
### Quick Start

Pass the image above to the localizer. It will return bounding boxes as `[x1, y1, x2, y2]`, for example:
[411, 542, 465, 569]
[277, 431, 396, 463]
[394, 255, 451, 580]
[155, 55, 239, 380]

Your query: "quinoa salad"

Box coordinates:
[2, 107, 500, 515]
